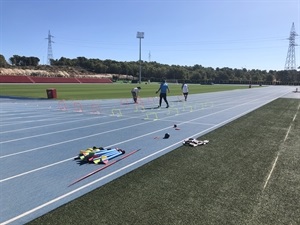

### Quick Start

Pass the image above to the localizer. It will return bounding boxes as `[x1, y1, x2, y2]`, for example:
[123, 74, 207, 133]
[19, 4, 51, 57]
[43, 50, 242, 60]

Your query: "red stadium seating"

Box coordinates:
[77, 78, 113, 83]
[30, 77, 79, 83]
[0, 75, 32, 83]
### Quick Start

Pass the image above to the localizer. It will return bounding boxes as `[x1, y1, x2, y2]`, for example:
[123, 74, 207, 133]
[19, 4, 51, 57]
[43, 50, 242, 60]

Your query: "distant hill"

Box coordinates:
[0, 65, 133, 80]
[0, 65, 95, 77]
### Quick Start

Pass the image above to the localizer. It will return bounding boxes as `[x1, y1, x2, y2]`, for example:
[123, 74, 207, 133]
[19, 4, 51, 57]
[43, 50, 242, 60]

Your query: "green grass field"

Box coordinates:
[0, 83, 252, 100]
[27, 98, 300, 225]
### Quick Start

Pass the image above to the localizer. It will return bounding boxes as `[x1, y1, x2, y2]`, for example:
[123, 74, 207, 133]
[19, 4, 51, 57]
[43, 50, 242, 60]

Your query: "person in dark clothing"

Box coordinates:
[156, 80, 170, 108]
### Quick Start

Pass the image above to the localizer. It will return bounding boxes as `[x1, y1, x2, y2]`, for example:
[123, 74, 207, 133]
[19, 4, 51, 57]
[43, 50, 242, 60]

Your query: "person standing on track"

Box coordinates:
[156, 80, 170, 108]
[181, 82, 189, 101]
[131, 87, 141, 103]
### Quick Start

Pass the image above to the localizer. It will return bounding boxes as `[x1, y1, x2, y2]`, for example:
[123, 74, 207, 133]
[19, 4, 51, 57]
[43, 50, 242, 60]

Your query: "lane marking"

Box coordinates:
[0, 107, 264, 225]
[0, 100, 258, 182]
[0, 91, 279, 159]
[0, 91, 280, 182]
[0, 89, 284, 145]
[0, 89, 289, 185]
[0, 88, 294, 224]
[0, 115, 107, 134]
[0, 158, 72, 183]
[0, 116, 135, 144]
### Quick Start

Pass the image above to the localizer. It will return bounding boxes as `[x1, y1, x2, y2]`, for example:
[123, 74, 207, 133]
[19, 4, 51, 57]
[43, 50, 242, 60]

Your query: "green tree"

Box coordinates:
[0, 54, 8, 67]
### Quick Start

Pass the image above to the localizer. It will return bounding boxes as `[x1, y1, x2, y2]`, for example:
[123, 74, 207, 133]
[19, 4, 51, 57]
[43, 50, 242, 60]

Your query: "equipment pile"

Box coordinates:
[74, 147, 125, 164]
[183, 138, 209, 147]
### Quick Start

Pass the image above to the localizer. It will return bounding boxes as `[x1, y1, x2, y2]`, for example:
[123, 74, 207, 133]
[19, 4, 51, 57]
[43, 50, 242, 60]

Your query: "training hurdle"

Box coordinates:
[73, 102, 83, 112]
[144, 112, 158, 121]
[134, 99, 145, 112]
[177, 95, 184, 102]
[90, 103, 101, 114]
[167, 107, 179, 115]
[182, 102, 193, 112]
[57, 100, 67, 111]
[110, 109, 122, 117]
[134, 104, 145, 112]
[198, 102, 214, 110]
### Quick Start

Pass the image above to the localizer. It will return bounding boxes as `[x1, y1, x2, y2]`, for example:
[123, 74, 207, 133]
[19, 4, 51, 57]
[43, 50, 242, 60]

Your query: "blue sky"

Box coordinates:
[1, 0, 299, 71]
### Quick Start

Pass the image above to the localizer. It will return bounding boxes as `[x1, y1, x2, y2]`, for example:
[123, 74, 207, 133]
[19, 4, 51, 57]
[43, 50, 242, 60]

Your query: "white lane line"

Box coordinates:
[0, 89, 284, 145]
[0, 158, 72, 183]
[0, 115, 137, 144]
[0, 115, 106, 134]
[0, 111, 73, 124]
[0, 108, 235, 182]
[0, 87, 281, 132]
[0, 117, 151, 159]
[0, 105, 264, 225]
[0, 92, 276, 159]
[0, 94, 274, 182]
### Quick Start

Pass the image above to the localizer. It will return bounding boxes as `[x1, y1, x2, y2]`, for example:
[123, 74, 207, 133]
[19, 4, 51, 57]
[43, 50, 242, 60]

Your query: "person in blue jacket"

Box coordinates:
[156, 80, 170, 108]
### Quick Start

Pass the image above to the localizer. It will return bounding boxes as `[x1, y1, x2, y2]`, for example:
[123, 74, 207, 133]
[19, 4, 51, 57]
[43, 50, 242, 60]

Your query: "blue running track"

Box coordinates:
[0, 86, 298, 225]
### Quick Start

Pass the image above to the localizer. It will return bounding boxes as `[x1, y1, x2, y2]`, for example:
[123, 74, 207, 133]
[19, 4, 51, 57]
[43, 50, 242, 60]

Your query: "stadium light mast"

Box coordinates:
[137, 32, 144, 83]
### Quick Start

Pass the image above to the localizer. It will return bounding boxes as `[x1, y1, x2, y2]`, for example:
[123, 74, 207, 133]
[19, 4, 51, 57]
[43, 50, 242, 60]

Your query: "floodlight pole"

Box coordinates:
[137, 32, 144, 83]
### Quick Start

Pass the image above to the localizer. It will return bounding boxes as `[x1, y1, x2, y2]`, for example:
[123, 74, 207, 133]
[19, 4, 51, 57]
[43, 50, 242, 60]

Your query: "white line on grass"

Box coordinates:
[284, 125, 292, 142]
[263, 153, 279, 190]
[263, 102, 300, 191]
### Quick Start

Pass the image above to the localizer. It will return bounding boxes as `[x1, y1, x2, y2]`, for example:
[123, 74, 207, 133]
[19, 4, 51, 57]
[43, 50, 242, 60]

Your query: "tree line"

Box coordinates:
[1, 54, 299, 85]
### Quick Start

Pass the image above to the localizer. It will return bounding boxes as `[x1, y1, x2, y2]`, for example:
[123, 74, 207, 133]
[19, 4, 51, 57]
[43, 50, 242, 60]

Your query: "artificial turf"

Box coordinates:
[0, 83, 252, 100]
[27, 98, 300, 225]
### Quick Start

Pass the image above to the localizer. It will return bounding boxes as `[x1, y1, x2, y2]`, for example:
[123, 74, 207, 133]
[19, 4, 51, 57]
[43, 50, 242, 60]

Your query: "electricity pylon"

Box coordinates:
[46, 30, 54, 65]
[284, 22, 298, 70]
